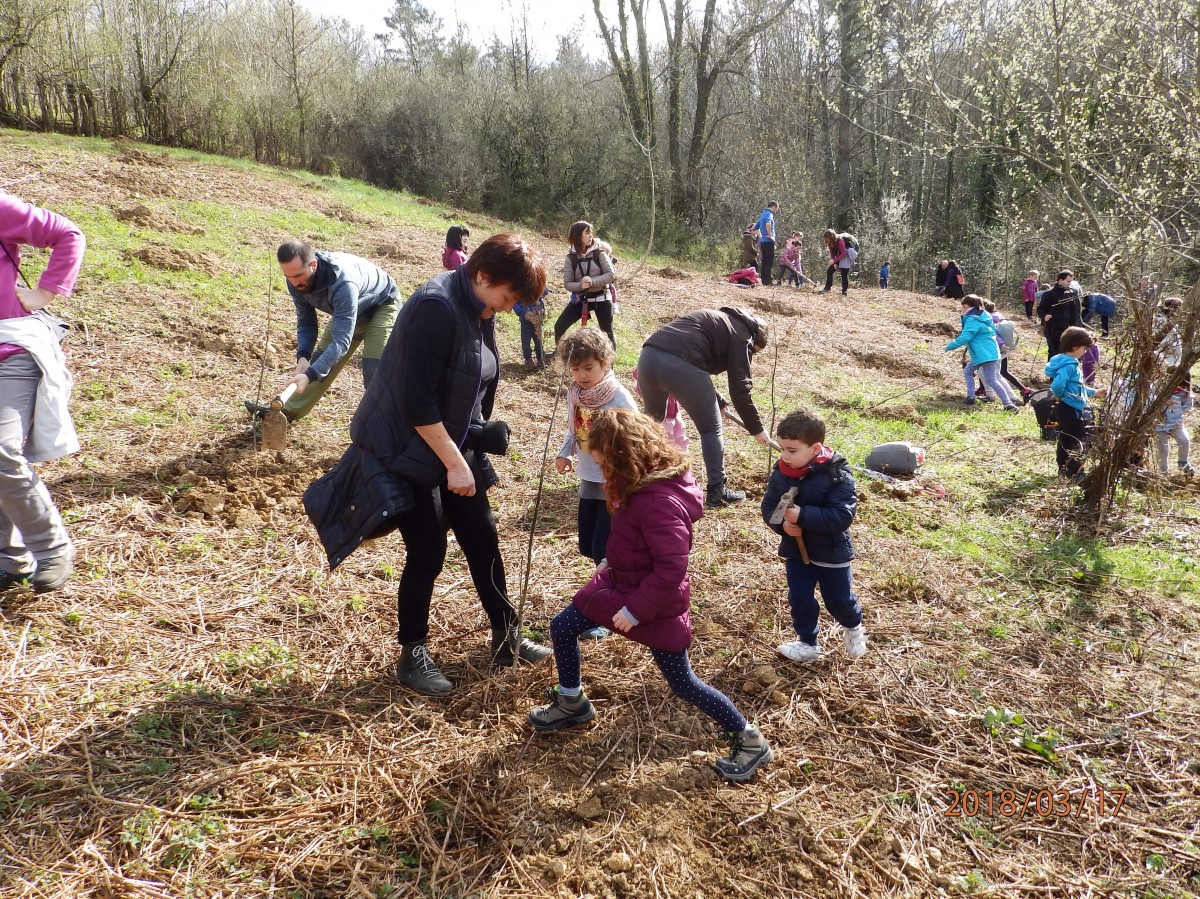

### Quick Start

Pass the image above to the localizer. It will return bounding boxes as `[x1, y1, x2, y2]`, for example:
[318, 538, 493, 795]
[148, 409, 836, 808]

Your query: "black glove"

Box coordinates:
[470, 420, 511, 455]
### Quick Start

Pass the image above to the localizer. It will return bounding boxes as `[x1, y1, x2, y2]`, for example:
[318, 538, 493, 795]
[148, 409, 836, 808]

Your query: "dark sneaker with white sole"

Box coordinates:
[393, 642, 454, 695]
[714, 724, 773, 782]
[705, 483, 746, 508]
[528, 686, 595, 731]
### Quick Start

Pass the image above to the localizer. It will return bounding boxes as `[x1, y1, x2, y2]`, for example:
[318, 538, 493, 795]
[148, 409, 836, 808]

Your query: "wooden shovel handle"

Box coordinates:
[794, 534, 811, 565]
[272, 382, 298, 410]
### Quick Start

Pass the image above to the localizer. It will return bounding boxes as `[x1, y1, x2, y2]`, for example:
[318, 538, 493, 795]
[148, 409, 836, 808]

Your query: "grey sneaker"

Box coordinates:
[714, 724, 774, 783]
[490, 626, 552, 667]
[393, 642, 453, 695]
[528, 686, 595, 731]
[579, 626, 611, 640]
[32, 545, 74, 594]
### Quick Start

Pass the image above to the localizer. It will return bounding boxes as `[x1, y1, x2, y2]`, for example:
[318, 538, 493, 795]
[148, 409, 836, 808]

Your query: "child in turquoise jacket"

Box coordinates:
[944, 294, 1018, 410]
[1045, 326, 1108, 479]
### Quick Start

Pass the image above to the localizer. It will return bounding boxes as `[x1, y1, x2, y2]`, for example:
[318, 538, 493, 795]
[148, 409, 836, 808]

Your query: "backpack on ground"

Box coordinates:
[864, 441, 925, 476]
[1028, 388, 1058, 440]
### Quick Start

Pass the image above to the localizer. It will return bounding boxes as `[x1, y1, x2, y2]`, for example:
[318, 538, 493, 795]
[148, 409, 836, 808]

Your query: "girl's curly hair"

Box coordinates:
[585, 408, 687, 508]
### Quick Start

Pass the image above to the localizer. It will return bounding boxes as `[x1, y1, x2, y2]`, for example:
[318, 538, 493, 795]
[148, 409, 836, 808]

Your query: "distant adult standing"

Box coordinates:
[0, 191, 85, 594]
[740, 225, 760, 268]
[756, 202, 779, 286]
[244, 241, 399, 422]
[555, 221, 617, 349]
[636, 306, 771, 508]
[442, 225, 469, 270]
[1037, 269, 1083, 359]
[943, 259, 965, 301]
[934, 260, 950, 296]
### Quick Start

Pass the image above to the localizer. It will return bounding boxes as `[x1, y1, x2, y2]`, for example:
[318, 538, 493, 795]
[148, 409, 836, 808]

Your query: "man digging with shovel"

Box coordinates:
[245, 240, 399, 426]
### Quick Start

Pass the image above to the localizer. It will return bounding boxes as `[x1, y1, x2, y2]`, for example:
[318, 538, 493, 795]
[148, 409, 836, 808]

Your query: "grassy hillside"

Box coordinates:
[1, 129, 1197, 899]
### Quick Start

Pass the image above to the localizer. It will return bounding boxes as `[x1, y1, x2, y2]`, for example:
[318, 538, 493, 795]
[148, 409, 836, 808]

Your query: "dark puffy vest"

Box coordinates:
[304, 267, 499, 569]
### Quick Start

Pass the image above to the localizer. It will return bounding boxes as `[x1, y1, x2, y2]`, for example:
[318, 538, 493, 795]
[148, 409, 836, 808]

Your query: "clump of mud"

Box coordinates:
[115, 204, 206, 235]
[128, 246, 219, 272]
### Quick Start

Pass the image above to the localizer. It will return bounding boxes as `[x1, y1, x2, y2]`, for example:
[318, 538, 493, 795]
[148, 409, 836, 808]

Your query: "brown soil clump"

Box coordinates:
[128, 245, 220, 272]
[115, 204, 206, 235]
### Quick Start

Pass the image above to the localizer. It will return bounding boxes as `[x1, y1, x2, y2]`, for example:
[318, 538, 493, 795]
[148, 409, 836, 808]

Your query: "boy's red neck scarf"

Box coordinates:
[779, 446, 834, 479]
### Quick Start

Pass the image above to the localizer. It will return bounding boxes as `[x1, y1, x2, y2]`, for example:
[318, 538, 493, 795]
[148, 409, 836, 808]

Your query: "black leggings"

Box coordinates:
[999, 358, 1027, 394]
[1054, 402, 1088, 477]
[395, 482, 515, 645]
[554, 299, 615, 349]
[549, 605, 746, 732]
[824, 265, 849, 293]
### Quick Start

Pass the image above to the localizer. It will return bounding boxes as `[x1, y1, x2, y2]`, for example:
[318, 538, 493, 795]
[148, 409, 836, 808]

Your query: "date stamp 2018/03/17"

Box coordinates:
[944, 789, 1127, 819]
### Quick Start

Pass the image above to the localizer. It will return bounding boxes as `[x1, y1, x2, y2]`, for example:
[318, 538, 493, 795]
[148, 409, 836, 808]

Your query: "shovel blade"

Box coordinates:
[261, 408, 288, 451]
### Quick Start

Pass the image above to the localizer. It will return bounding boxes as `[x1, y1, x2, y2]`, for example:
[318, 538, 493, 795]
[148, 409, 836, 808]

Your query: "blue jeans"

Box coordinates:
[549, 605, 746, 732]
[963, 359, 1015, 406]
[784, 559, 862, 646]
[519, 316, 543, 365]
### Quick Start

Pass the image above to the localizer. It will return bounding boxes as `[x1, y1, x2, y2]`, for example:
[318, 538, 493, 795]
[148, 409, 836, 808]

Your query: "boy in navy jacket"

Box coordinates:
[761, 409, 866, 663]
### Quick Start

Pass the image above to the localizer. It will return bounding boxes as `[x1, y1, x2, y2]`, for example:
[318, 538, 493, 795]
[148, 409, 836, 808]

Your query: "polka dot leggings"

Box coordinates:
[550, 605, 747, 733]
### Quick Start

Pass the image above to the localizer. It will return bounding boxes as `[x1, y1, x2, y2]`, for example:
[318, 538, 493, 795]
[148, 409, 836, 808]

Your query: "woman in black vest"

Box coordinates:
[304, 234, 551, 696]
[554, 221, 617, 349]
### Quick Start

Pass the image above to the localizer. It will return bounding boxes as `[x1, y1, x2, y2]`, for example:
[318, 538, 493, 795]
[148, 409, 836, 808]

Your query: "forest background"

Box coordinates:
[0, 0, 1197, 291]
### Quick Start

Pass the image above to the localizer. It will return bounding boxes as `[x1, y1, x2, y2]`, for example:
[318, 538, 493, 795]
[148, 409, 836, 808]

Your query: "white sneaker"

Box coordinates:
[843, 624, 868, 658]
[777, 641, 822, 662]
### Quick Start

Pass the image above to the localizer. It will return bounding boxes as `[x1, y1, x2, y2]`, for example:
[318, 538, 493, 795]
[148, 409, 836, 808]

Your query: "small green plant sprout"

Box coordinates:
[980, 707, 1023, 735]
[1017, 727, 1061, 763]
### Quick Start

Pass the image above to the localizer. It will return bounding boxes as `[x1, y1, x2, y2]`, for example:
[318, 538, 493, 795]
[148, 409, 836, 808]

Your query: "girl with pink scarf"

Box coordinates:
[554, 328, 638, 573]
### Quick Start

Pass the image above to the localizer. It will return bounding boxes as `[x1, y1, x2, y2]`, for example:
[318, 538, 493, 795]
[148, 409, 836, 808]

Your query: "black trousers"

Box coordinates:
[554, 298, 615, 349]
[759, 240, 776, 285]
[824, 265, 849, 293]
[1000, 357, 1027, 394]
[395, 482, 515, 645]
[1054, 402, 1088, 477]
[577, 497, 612, 565]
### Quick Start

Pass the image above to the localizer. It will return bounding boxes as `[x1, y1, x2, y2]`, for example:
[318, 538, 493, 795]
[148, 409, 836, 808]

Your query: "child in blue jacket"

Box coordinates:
[1045, 326, 1108, 480]
[760, 409, 866, 663]
[944, 294, 1019, 410]
[513, 287, 547, 369]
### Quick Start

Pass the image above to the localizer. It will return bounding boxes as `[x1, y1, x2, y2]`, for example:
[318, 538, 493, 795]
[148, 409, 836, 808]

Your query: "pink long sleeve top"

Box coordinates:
[1, 192, 86, 362]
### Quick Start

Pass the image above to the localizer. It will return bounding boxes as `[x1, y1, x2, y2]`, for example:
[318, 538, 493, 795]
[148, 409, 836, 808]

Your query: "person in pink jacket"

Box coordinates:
[527, 408, 773, 783]
[1022, 270, 1039, 321]
[0, 191, 85, 594]
[441, 224, 469, 270]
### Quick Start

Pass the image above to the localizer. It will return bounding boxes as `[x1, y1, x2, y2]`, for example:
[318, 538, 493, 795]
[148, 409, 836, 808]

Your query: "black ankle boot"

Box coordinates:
[393, 642, 453, 695]
[705, 482, 746, 509]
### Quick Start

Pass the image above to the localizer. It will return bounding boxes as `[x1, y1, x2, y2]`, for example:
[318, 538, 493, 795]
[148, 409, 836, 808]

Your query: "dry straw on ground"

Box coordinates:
[0, 137, 1197, 898]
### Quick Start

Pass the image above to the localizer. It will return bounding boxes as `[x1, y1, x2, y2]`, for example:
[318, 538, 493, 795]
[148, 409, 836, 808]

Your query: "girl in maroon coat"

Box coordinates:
[527, 409, 772, 782]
